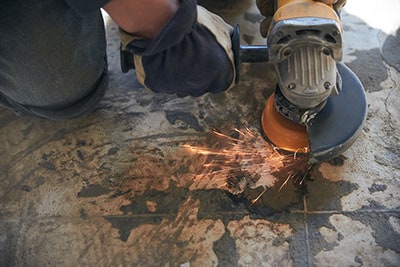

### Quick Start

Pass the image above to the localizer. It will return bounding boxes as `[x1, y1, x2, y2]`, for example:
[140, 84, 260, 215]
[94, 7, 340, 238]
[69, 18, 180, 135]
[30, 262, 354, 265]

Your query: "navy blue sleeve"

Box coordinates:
[64, 0, 111, 15]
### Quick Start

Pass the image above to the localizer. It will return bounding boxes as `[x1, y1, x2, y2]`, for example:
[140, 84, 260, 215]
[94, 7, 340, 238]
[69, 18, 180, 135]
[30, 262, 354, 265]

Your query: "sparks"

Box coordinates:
[182, 127, 311, 199]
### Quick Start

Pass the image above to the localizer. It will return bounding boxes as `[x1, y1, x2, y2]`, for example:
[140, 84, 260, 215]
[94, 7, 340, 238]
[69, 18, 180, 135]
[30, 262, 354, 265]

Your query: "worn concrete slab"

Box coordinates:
[1, 0, 399, 266]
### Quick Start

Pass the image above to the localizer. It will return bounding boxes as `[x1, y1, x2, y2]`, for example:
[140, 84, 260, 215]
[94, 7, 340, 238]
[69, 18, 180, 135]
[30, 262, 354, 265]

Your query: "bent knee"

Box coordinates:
[0, 70, 108, 120]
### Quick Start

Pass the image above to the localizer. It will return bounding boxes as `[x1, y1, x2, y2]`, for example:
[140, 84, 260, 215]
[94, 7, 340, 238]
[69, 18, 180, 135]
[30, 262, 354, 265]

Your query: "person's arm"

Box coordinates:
[103, 0, 180, 39]
[65, 0, 180, 39]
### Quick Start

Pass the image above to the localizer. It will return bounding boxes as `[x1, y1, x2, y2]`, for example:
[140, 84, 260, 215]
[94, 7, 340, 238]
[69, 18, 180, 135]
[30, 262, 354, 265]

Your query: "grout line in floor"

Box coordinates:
[303, 195, 313, 267]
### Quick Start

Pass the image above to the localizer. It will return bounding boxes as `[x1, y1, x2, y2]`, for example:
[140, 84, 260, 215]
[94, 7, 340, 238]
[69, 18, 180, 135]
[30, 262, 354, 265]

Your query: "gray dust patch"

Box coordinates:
[382, 28, 400, 72]
[77, 184, 111, 198]
[213, 230, 240, 266]
[165, 111, 203, 131]
[348, 212, 400, 253]
[347, 48, 388, 92]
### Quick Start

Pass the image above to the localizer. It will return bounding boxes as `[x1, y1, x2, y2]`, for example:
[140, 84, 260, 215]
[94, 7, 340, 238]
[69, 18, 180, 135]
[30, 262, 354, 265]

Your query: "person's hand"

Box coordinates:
[119, 0, 236, 97]
[256, 0, 346, 38]
[255, 0, 274, 38]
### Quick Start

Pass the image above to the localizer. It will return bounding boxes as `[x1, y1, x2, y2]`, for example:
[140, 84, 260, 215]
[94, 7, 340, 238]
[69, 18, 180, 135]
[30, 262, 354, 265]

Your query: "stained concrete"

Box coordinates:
[1, 0, 400, 266]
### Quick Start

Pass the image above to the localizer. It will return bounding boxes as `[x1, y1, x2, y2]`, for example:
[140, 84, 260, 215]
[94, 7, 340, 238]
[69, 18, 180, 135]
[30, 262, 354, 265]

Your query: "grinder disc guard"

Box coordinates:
[307, 63, 367, 163]
[261, 63, 366, 162]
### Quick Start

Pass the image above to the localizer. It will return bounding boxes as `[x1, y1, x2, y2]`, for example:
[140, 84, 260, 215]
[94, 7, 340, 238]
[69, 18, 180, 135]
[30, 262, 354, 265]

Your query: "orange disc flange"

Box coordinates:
[261, 94, 310, 153]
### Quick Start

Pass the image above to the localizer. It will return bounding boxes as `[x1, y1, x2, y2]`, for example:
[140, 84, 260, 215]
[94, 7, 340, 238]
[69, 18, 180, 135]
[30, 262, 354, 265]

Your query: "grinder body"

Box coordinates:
[269, 0, 342, 112]
[233, 0, 367, 162]
[262, 0, 344, 154]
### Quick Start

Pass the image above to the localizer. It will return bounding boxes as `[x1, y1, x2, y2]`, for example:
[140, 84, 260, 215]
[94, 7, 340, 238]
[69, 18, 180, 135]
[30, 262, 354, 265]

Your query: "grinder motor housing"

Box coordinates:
[268, 0, 343, 125]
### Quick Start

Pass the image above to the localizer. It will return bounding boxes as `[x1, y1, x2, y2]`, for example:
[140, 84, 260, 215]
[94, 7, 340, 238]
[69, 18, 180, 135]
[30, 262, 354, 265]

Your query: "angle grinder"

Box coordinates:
[232, 0, 367, 162]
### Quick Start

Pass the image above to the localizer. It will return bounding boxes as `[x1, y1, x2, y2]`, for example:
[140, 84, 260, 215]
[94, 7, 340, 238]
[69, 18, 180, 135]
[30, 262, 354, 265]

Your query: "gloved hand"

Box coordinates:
[256, 0, 274, 38]
[256, 0, 347, 38]
[119, 0, 236, 97]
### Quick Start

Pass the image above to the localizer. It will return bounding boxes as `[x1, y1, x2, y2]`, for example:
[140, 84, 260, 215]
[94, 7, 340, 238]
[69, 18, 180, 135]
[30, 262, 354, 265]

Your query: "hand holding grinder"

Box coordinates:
[120, 0, 367, 163]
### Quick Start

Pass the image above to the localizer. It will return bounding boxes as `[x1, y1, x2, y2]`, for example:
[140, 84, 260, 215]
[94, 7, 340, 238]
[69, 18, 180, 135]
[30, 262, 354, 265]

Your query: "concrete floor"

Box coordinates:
[1, 0, 400, 266]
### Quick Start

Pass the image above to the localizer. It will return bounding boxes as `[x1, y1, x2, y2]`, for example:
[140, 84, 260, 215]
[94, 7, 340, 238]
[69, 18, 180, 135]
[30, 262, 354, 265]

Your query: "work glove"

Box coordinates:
[119, 0, 236, 97]
[256, 0, 347, 38]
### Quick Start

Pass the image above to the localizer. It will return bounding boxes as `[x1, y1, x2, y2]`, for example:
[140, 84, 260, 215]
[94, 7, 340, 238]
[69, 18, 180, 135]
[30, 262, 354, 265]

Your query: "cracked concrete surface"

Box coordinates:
[1, 0, 399, 266]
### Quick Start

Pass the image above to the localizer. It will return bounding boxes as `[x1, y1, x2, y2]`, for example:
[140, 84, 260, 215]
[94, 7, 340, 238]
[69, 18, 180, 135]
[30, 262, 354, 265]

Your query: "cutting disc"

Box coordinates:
[261, 93, 309, 153]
